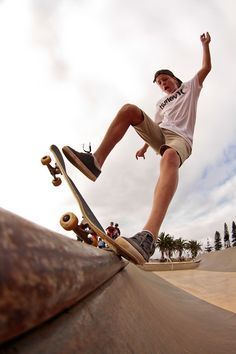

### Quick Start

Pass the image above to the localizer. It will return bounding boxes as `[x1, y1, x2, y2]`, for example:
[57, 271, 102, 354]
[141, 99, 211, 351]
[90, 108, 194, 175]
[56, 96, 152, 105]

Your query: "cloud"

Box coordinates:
[162, 146, 236, 243]
[1, 0, 236, 249]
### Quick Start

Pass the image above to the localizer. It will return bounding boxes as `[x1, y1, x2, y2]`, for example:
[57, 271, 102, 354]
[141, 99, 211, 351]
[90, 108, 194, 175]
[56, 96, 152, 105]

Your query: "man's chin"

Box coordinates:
[166, 88, 176, 94]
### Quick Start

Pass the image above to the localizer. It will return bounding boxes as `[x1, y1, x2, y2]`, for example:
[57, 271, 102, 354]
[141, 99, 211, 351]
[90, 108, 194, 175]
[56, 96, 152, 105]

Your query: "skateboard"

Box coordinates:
[41, 145, 145, 265]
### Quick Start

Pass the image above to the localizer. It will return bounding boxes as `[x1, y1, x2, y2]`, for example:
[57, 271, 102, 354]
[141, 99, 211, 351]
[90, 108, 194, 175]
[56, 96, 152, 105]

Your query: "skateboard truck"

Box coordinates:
[41, 155, 62, 186]
[60, 212, 93, 245]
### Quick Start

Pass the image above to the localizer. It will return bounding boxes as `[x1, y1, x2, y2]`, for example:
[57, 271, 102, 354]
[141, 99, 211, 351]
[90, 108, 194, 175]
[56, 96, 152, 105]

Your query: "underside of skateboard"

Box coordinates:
[41, 155, 98, 246]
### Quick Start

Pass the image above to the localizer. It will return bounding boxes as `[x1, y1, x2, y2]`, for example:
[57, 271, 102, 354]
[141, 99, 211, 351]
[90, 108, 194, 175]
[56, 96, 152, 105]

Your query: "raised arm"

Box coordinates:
[197, 32, 212, 86]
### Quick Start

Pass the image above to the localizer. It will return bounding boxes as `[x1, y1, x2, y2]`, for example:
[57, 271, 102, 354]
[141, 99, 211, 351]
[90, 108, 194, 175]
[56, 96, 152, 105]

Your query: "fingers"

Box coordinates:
[206, 32, 211, 41]
[135, 152, 145, 160]
[200, 32, 211, 42]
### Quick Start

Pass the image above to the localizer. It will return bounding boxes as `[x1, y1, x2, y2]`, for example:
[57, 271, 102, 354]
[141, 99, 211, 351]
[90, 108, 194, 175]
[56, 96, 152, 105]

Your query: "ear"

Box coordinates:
[174, 77, 181, 88]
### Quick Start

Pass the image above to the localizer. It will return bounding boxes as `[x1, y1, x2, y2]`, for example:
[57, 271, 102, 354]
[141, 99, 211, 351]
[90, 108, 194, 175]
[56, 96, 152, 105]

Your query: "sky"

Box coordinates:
[1, 0, 236, 254]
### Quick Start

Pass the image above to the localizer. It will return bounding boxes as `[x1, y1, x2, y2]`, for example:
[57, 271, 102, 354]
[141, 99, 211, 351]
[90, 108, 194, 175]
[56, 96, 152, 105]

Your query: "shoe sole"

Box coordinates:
[115, 237, 146, 265]
[62, 147, 97, 182]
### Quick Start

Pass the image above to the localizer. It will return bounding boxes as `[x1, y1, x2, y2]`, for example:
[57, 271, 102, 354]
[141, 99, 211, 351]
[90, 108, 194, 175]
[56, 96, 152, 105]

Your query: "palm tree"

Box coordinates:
[165, 235, 175, 260]
[156, 232, 166, 261]
[156, 233, 175, 261]
[187, 240, 202, 259]
[174, 237, 188, 261]
[156, 232, 170, 261]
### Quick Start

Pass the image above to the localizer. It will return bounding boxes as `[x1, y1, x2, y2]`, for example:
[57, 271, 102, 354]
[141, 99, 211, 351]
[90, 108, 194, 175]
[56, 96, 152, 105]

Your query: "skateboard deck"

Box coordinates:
[45, 145, 145, 265]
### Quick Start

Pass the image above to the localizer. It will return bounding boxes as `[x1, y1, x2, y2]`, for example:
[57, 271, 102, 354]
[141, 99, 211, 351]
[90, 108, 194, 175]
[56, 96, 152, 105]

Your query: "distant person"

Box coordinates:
[98, 237, 106, 249]
[105, 222, 115, 239]
[113, 223, 121, 239]
[63, 33, 212, 263]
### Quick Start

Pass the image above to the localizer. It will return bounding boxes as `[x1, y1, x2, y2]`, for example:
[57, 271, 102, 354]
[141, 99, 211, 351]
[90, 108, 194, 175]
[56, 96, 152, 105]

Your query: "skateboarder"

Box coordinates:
[63, 32, 211, 263]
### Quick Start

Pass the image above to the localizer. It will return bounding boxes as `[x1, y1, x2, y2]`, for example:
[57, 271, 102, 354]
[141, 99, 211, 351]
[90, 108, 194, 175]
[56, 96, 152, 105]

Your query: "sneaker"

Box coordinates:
[62, 146, 101, 181]
[115, 231, 156, 263]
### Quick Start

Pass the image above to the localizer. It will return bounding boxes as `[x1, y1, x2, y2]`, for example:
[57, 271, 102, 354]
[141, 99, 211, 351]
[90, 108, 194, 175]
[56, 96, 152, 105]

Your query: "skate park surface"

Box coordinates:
[1, 208, 236, 354]
[155, 247, 236, 313]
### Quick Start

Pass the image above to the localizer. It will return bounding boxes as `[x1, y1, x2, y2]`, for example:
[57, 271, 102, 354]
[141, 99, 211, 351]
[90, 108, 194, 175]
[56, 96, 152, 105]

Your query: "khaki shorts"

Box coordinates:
[134, 111, 192, 166]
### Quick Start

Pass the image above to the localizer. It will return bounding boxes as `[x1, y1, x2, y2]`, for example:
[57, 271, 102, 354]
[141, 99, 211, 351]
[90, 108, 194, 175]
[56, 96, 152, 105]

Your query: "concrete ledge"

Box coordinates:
[1, 264, 236, 354]
[0, 208, 127, 344]
[139, 259, 201, 271]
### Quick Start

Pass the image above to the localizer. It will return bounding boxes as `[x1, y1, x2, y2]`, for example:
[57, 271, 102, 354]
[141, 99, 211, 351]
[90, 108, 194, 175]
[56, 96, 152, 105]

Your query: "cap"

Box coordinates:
[153, 69, 182, 87]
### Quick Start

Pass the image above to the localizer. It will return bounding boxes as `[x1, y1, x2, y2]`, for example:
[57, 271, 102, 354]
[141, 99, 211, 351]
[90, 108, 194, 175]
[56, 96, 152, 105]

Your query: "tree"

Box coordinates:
[232, 221, 236, 247]
[214, 231, 222, 251]
[165, 235, 175, 259]
[156, 232, 170, 261]
[187, 240, 202, 259]
[156, 233, 175, 261]
[205, 238, 213, 252]
[174, 237, 188, 260]
[224, 223, 231, 248]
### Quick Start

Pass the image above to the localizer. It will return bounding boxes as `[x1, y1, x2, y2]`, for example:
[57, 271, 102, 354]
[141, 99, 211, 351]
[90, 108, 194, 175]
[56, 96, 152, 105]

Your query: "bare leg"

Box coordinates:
[94, 104, 143, 167]
[143, 148, 180, 239]
[94, 106, 179, 240]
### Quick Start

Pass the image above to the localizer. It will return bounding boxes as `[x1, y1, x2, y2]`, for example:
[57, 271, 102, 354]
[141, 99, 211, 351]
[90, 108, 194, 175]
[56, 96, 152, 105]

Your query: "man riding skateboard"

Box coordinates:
[62, 33, 211, 263]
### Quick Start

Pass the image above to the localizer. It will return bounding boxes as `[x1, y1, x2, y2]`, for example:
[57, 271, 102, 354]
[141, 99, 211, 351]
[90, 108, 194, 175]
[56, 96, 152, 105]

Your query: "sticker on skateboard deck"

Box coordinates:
[41, 145, 146, 265]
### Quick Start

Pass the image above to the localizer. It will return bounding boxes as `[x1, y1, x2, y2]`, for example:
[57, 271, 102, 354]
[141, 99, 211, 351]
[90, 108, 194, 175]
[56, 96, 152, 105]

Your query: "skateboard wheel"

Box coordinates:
[41, 155, 51, 165]
[52, 177, 62, 186]
[60, 212, 78, 231]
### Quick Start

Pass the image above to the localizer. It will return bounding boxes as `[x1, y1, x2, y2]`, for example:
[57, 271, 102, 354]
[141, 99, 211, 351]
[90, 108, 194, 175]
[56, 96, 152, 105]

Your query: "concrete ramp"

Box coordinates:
[198, 247, 236, 271]
[1, 208, 236, 354]
[1, 265, 236, 354]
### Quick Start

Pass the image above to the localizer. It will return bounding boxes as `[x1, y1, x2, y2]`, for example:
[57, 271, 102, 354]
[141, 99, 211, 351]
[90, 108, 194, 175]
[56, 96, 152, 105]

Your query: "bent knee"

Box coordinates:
[161, 148, 180, 167]
[119, 104, 143, 125]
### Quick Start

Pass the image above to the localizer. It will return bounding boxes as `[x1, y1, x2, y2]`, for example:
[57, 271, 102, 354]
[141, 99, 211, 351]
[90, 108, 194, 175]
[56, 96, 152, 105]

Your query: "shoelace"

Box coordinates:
[83, 142, 92, 153]
[133, 233, 155, 254]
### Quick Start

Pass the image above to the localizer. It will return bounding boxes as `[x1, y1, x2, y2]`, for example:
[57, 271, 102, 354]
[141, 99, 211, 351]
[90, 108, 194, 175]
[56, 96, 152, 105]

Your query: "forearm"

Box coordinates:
[198, 32, 212, 85]
[202, 44, 211, 72]
[135, 143, 149, 159]
[143, 143, 149, 151]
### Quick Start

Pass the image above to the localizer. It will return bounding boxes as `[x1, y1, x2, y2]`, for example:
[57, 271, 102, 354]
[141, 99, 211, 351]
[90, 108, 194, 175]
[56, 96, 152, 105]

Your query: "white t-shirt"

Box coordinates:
[154, 75, 202, 147]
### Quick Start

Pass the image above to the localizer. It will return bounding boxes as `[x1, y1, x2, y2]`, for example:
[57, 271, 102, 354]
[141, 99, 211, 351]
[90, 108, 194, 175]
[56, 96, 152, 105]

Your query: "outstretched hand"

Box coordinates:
[200, 32, 211, 45]
[135, 145, 148, 160]
[136, 150, 145, 159]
